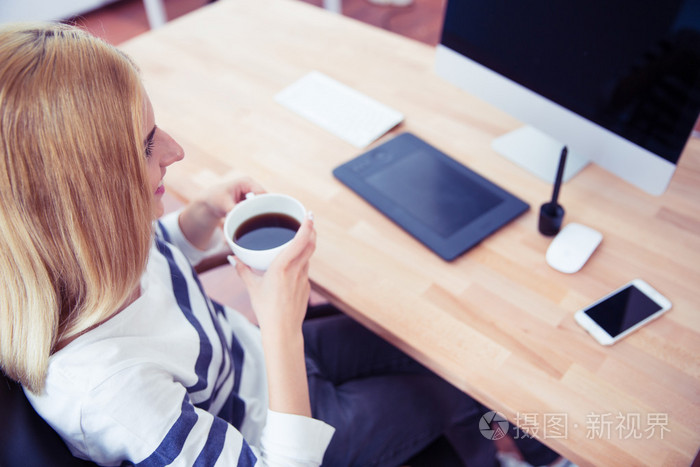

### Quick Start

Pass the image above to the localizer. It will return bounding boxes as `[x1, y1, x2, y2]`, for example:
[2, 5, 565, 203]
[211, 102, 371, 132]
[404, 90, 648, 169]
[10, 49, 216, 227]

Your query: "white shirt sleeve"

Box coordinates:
[260, 410, 335, 466]
[47, 363, 334, 466]
[25, 217, 336, 467]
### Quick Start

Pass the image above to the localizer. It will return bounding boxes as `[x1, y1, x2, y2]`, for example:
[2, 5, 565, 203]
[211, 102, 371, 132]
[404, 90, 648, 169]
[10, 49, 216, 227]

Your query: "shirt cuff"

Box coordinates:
[259, 410, 335, 466]
[158, 209, 228, 265]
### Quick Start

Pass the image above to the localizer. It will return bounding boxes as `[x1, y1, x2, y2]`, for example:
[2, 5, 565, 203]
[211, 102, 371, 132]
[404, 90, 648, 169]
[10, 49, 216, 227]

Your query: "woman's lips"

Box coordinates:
[155, 182, 165, 195]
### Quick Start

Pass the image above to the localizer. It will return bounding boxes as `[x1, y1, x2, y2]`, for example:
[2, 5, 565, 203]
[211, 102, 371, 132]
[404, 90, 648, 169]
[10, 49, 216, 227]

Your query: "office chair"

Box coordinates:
[0, 371, 97, 467]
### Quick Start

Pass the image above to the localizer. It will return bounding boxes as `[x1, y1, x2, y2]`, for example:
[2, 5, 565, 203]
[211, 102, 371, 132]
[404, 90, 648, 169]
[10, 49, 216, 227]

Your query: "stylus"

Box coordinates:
[551, 146, 567, 206]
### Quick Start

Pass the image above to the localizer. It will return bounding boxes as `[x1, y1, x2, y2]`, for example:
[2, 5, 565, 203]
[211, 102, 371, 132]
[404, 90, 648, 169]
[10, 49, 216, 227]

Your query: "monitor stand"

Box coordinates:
[492, 126, 589, 184]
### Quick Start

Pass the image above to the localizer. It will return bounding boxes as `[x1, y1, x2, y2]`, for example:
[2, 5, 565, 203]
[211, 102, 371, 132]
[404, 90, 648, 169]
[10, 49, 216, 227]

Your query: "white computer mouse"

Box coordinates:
[546, 223, 603, 274]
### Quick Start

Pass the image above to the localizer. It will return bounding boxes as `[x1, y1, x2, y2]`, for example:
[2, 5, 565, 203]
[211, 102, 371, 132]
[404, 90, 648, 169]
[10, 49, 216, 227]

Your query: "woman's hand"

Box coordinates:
[235, 213, 316, 417]
[178, 176, 265, 250]
[234, 213, 316, 334]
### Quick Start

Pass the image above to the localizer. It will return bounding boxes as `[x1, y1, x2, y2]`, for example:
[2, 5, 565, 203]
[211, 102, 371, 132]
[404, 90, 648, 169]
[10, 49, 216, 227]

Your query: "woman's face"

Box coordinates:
[141, 92, 184, 218]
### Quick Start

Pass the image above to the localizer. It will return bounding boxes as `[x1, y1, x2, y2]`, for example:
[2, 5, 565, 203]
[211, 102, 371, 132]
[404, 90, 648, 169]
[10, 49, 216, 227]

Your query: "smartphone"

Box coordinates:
[574, 279, 671, 345]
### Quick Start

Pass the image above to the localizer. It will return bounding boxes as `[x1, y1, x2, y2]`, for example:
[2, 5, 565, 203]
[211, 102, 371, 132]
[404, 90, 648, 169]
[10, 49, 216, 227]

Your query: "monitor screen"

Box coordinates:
[436, 0, 700, 195]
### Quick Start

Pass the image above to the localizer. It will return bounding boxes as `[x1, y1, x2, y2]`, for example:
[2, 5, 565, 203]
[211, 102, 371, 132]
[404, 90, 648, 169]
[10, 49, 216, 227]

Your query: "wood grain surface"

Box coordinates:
[121, 1, 700, 464]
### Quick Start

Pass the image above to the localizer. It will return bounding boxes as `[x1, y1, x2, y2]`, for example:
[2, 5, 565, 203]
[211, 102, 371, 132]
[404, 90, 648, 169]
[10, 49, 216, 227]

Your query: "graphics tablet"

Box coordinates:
[332, 132, 529, 261]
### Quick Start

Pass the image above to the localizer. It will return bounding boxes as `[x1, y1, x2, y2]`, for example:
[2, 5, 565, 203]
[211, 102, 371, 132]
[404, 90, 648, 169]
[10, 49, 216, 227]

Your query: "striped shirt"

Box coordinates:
[25, 211, 335, 466]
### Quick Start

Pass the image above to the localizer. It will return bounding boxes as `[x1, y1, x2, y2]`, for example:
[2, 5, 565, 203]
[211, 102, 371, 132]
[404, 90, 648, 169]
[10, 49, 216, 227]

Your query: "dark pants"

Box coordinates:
[302, 313, 497, 467]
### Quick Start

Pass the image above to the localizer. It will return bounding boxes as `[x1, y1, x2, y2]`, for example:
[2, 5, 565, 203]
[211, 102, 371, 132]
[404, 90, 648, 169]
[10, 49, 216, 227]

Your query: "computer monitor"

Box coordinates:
[435, 0, 700, 195]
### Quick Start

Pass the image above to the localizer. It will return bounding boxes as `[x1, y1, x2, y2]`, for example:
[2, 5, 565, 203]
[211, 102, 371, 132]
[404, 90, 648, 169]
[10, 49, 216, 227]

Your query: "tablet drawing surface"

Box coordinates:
[333, 133, 529, 260]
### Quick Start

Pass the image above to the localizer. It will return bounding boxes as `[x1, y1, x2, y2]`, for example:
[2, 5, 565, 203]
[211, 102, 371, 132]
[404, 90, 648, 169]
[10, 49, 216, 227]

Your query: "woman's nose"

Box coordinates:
[161, 131, 185, 165]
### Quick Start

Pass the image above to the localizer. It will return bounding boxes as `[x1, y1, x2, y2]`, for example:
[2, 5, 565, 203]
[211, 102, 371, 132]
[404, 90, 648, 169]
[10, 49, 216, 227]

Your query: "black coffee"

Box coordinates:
[233, 213, 301, 250]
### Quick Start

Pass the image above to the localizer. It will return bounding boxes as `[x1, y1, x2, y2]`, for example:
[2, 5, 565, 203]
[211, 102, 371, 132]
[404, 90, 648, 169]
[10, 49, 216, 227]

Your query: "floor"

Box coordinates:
[70, 0, 445, 46]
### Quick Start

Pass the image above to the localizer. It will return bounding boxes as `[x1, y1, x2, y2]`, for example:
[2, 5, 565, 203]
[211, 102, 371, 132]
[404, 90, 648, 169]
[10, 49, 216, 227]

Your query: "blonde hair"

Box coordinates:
[0, 23, 154, 393]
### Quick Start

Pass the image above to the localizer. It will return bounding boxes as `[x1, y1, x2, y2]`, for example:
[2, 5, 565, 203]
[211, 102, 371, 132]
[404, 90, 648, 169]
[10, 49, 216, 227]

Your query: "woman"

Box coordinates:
[0, 23, 548, 466]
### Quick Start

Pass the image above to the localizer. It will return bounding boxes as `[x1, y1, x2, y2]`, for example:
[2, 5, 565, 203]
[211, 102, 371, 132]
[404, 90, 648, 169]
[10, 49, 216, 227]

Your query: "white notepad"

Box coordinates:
[275, 71, 404, 148]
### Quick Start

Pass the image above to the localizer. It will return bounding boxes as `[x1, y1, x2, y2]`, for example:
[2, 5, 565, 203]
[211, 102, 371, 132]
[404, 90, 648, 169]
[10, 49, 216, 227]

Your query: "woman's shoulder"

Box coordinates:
[26, 343, 193, 465]
[44, 285, 202, 393]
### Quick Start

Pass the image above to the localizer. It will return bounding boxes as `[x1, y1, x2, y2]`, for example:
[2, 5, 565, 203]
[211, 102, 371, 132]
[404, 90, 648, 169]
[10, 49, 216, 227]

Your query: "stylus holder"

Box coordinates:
[539, 202, 564, 236]
[539, 146, 567, 236]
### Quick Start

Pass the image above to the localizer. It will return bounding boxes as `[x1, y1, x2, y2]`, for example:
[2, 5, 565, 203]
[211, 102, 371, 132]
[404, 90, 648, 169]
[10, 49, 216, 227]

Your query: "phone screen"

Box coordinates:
[584, 285, 663, 337]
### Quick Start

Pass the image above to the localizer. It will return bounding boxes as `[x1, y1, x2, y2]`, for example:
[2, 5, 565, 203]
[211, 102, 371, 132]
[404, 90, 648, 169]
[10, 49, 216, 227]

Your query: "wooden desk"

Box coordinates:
[121, 1, 700, 465]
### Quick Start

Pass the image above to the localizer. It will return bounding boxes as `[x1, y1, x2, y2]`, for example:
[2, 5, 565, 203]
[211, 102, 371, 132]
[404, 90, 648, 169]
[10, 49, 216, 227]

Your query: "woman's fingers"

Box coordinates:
[234, 257, 259, 288]
[198, 176, 267, 217]
[271, 213, 316, 269]
[228, 177, 266, 204]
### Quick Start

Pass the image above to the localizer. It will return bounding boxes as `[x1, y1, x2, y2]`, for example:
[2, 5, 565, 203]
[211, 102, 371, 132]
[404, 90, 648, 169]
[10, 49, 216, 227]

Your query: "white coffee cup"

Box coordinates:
[223, 193, 306, 271]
